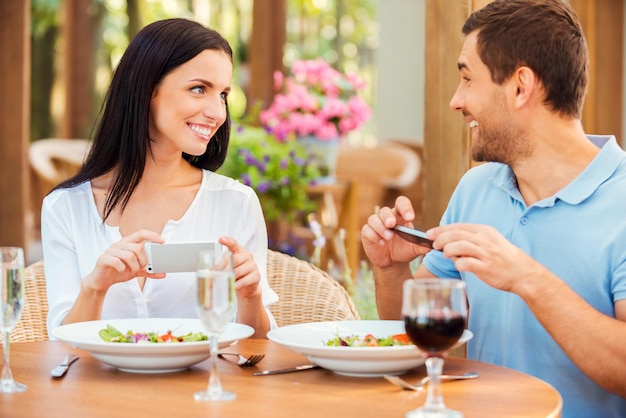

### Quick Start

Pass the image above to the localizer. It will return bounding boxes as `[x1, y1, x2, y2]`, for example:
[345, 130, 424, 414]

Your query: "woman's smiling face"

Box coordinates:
[148, 49, 233, 158]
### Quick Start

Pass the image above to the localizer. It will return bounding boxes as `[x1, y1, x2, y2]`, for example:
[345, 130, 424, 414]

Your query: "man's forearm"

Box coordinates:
[373, 263, 413, 319]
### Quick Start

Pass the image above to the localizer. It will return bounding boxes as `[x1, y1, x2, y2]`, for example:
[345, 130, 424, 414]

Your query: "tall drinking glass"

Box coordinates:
[194, 249, 237, 401]
[0, 247, 27, 393]
[402, 279, 468, 418]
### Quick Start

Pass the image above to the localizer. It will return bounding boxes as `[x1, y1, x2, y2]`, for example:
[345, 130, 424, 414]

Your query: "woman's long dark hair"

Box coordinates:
[55, 18, 233, 221]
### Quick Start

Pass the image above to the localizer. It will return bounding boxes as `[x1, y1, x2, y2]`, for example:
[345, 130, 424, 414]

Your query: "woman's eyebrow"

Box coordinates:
[189, 78, 231, 92]
[190, 78, 213, 86]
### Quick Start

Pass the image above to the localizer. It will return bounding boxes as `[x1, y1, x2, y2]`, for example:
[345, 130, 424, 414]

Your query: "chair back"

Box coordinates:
[28, 138, 91, 186]
[267, 250, 360, 327]
[11, 260, 49, 343]
[336, 141, 421, 231]
[8, 252, 362, 342]
[29, 138, 91, 234]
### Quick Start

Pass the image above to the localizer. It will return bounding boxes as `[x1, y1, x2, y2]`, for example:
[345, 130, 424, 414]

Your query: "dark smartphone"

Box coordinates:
[392, 225, 434, 249]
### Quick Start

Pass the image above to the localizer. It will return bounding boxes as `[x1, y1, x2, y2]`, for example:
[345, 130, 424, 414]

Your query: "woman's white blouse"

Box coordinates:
[41, 170, 278, 336]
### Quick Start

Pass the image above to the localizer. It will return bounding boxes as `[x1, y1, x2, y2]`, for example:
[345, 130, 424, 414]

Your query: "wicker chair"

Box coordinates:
[10, 260, 49, 343]
[6, 252, 360, 343]
[266, 249, 360, 327]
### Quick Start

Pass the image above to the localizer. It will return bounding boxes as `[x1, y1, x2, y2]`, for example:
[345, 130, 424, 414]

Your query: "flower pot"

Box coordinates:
[298, 135, 340, 184]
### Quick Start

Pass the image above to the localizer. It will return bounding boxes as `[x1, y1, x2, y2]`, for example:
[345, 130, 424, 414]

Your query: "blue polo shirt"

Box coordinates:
[423, 136, 626, 417]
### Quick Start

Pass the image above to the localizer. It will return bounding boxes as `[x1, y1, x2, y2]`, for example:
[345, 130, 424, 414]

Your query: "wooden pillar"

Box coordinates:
[247, 0, 286, 112]
[62, 0, 97, 139]
[570, 0, 624, 144]
[0, 1, 30, 251]
[422, 0, 472, 229]
[472, 0, 493, 10]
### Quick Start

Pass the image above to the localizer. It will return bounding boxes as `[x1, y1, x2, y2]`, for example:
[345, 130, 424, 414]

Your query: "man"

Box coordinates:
[361, 1, 626, 416]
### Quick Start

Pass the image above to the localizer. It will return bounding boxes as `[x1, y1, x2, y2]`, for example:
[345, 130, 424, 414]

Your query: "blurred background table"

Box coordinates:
[290, 179, 359, 280]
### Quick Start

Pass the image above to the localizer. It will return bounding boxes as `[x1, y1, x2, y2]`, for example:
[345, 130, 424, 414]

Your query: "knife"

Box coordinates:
[253, 364, 320, 376]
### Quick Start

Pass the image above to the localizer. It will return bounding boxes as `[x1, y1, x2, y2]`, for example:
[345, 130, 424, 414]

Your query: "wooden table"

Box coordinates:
[2, 339, 562, 418]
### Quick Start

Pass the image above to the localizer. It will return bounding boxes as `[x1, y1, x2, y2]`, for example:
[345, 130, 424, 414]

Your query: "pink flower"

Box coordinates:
[273, 71, 284, 90]
[314, 123, 340, 140]
[260, 58, 371, 142]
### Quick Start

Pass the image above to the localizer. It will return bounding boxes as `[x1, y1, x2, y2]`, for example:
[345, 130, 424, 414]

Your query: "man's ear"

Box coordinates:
[512, 66, 539, 109]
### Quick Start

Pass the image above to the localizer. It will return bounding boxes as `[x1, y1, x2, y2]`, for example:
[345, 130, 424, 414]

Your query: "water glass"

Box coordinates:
[1, 247, 27, 393]
[194, 249, 237, 401]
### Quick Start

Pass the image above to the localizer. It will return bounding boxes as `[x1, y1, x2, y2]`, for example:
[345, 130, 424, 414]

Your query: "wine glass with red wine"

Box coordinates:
[402, 278, 468, 418]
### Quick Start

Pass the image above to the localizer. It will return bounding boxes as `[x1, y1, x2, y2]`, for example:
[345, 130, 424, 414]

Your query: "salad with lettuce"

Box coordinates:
[325, 333, 411, 347]
[99, 324, 208, 343]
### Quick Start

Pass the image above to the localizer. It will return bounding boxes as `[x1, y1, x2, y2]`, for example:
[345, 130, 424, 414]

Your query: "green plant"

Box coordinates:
[219, 124, 327, 223]
[344, 261, 379, 320]
[349, 257, 424, 320]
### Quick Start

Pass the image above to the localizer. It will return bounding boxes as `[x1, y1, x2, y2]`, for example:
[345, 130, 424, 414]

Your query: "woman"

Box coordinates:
[41, 18, 277, 338]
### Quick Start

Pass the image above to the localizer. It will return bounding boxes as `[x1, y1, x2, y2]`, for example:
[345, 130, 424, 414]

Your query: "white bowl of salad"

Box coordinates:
[53, 318, 254, 373]
[267, 320, 472, 377]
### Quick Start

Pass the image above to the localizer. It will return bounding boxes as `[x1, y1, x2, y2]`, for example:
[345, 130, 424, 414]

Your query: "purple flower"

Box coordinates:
[257, 181, 271, 193]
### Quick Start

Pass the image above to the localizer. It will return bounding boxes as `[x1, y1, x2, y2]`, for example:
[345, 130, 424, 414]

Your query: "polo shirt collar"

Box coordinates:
[557, 135, 624, 205]
[493, 135, 625, 207]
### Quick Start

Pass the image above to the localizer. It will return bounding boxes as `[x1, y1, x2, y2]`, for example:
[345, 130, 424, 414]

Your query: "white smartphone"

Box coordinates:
[392, 225, 434, 249]
[144, 241, 222, 273]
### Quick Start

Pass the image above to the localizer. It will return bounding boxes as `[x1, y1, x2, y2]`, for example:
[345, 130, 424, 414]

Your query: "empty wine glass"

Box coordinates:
[194, 249, 237, 402]
[1, 247, 27, 393]
[402, 278, 468, 418]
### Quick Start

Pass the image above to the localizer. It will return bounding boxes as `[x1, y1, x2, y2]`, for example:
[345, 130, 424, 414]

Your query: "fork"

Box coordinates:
[50, 354, 80, 378]
[384, 372, 479, 391]
[218, 352, 265, 367]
